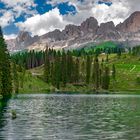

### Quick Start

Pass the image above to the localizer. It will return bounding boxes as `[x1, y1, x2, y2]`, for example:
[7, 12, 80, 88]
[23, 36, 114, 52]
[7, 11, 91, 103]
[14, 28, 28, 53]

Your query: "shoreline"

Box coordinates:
[16, 89, 140, 95]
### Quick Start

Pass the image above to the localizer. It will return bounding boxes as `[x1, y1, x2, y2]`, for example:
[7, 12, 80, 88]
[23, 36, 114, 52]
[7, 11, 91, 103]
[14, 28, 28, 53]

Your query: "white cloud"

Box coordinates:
[3, 0, 140, 37]
[4, 34, 17, 40]
[46, 0, 137, 25]
[0, 11, 14, 27]
[16, 8, 71, 36]
[0, 0, 37, 27]
[92, 1, 130, 25]
[16, 0, 132, 36]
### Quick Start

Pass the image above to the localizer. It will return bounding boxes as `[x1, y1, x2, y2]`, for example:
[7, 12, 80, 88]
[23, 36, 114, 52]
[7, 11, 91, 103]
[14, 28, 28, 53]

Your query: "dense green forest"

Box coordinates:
[1, 26, 140, 96]
[10, 42, 140, 94]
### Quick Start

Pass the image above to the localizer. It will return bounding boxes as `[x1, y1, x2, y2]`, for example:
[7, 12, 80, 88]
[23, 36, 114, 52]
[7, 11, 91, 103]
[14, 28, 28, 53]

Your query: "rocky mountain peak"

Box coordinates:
[6, 11, 140, 52]
[97, 21, 115, 34]
[116, 11, 140, 33]
[41, 29, 67, 41]
[81, 17, 98, 33]
[16, 31, 32, 43]
[62, 24, 81, 38]
[97, 21, 120, 40]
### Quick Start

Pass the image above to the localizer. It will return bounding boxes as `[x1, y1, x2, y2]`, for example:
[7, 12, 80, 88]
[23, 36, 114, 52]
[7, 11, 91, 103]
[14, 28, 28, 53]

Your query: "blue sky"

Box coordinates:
[0, 0, 76, 36]
[0, 0, 137, 39]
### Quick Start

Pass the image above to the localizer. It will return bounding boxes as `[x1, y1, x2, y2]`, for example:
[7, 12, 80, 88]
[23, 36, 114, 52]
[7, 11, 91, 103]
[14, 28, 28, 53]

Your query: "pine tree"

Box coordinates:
[67, 51, 73, 83]
[61, 51, 67, 87]
[112, 64, 116, 80]
[12, 62, 19, 93]
[93, 56, 100, 90]
[106, 54, 109, 62]
[0, 27, 12, 97]
[44, 45, 50, 83]
[102, 66, 110, 90]
[54, 54, 61, 89]
[74, 58, 80, 83]
[86, 56, 91, 84]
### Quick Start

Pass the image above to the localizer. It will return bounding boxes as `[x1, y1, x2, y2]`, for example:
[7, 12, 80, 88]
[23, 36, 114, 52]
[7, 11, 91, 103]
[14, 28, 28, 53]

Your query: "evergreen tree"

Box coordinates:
[12, 62, 19, 93]
[44, 45, 50, 83]
[102, 66, 110, 90]
[106, 54, 109, 62]
[86, 56, 91, 84]
[74, 58, 80, 83]
[0, 27, 12, 97]
[61, 51, 67, 87]
[112, 64, 116, 80]
[93, 57, 100, 90]
[67, 51, 73, 83]
[54, 54, 61, 89]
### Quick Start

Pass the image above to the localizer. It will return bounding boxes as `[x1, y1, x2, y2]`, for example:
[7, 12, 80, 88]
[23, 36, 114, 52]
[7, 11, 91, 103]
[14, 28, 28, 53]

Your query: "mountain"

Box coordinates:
[116, 11, 140, 33]
[6, 11, 140, 52]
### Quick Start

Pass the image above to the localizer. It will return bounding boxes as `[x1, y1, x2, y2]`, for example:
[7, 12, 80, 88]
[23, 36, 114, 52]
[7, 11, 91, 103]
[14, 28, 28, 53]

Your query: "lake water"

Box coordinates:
[0, 94, 140, 140]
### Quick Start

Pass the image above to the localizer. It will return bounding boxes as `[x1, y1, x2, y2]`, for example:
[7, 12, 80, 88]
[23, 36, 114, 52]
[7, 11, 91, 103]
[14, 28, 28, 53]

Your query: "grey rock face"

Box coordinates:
[116, 11, 140, 33]
[81, 17, 98, 34]
[62, 24, 81, 38]
[96, 21, 121, 40]
[6, 11, 140, 52]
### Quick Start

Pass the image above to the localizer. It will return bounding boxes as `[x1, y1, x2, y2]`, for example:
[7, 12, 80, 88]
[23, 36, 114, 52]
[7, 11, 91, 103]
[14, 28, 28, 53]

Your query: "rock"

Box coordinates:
[80, 17, 98, 34]
[97, 21, 121, 40]
[16, 31, 32, 43]
[6, 11, 140, 52]
[11, 110, 17, 120]
[116, 11, 140, 33]
[42, 29, 66, 41]
[62, 24, 81, 38]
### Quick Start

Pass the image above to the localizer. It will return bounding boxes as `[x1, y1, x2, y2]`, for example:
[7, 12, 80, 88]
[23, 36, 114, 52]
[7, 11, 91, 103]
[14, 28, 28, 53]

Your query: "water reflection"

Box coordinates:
[0, 94, 140, 140]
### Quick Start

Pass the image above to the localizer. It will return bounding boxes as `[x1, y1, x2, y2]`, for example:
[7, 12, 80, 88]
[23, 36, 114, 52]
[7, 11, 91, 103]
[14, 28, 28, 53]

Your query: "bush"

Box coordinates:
[136, 76, 140, 84]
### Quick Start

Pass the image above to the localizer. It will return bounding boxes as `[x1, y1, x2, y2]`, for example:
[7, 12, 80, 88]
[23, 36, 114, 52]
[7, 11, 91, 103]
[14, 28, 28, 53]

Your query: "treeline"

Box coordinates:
[11, 50, 45, 69]
[11, 45, 124, 70]
[130, 46, 140, 56]
[43, 46, 116, 90]
[78, 46, 125, 56]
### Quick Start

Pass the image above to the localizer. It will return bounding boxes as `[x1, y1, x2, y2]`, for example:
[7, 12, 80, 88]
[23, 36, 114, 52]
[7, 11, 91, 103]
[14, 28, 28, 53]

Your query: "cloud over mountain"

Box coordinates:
[0, 0, 140, 38]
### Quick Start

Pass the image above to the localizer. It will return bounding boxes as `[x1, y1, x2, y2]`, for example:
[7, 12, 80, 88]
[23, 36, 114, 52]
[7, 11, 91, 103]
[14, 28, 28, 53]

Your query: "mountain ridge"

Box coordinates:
[7, 11, 140, 52]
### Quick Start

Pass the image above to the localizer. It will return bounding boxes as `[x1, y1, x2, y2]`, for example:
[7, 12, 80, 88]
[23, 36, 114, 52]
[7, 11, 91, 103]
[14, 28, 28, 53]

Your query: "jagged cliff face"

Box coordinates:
[96, 21, 121, 40]
[117, 11, 140, 33]
[6, 11, 140, 52]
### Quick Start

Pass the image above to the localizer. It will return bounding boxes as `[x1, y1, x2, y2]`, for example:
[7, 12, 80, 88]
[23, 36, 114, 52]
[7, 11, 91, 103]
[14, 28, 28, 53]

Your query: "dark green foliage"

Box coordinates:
[86, 56, 91, 84]
[136, 76, 140, 84]
[102, 66, 110, 90]
[67, 51, 73, 83]
[74, 58, 80, 83]
[61, 51, 67, 87]
[132, 46, 140, 56]
[42, 48, 112, 90]
[12, 62, 19, 93]
[54, 54, 61, 89]
[11, 50, 45, 69]
[93, 57, 100, 90]
[44, 46, 50, 83]
[11, 43, 114, 91]
[112, 64, 116, 80]
[0, 27, 12, 97]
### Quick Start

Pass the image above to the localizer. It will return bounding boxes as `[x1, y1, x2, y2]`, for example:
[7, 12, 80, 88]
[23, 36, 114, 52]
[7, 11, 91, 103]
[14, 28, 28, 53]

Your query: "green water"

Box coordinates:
[0, 94, 140, 140]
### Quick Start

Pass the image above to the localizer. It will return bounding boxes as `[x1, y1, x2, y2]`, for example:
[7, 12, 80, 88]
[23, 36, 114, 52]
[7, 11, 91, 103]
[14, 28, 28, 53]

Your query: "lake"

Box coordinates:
[0, 94, 140, 140]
